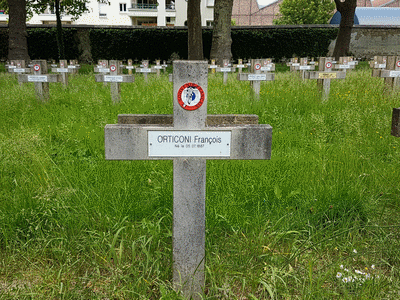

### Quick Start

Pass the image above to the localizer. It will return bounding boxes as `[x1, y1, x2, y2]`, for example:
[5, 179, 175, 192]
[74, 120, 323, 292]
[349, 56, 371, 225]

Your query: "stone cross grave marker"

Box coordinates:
[126, 59, 134, 75]
[334, 57, 355, 72]
[237, 59, 275, 97]
[51, 60, 72, 86]
[217, 59, 235, 84]
[208, 59, 217, 74]
[67, 60, 80, 74]
[135, 60, 156, 82]
[369, 56, 387, 69]
[104, 61, 272, 299]
[18, 60, 62, 101]
[7, 60, 31, 74]
[260, 58, 275, 73]
[304, 57, 346, 101]
[95, 60, 134, 103]
[372, 56, 400, 89]
[153, 59, 166, 77]
[234, 59, 247, 73]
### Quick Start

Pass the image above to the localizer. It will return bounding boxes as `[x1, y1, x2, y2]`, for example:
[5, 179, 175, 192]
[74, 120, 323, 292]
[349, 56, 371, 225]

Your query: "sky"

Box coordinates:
[257, 0, 277, 7]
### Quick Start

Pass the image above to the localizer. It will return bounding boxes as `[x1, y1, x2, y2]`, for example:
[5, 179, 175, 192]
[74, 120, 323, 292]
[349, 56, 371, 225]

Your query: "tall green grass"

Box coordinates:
[0, 66, 399, 299]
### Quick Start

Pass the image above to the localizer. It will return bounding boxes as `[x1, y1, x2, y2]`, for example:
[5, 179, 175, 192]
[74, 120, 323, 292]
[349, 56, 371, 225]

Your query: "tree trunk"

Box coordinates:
[210, 0, 234, 66]
[187, 0, 203, 60]
[55, 0, 65, 60]
[8, 0, 30, 61]
[332, 0, 357, 60]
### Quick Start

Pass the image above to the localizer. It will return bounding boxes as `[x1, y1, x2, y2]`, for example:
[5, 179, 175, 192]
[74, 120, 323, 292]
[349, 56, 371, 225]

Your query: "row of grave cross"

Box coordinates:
[3, 59, 398, 299]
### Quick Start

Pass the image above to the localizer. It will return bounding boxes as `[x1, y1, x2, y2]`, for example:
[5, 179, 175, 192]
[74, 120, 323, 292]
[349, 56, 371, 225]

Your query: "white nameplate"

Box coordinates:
[8, 66, 16, 69]
[236, 64, 245, 68]
[377, 64, 386, 69]
[104, 75, 123, 82]
[126, 66, 134, 69]
[292, 63, 300, 66]
[28, 75, 48, 82]
[209, 65, 217, 69]
[338, 64, 351, 69]
[68, 65, 77, 69]
[154, 66, 163, 69]
[299, 66, 312, 70]
[140, 68, 152, 73]
[220, 68, 232, 72]
[56, 68, 69, 73]
[348, 61, 357, 65]
[98, 68, 110, 73]
[148, 131, 231, 157]
[13, 68, 27, 73]
[248, 74, 267, 81]
[389, 71, 400, 77]
[309, 62, 316, 65]
[261, 67, 272, 71]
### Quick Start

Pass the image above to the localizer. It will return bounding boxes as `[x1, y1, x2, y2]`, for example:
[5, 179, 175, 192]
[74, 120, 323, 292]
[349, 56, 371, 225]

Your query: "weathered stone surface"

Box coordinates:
[118, 114, 259, 125]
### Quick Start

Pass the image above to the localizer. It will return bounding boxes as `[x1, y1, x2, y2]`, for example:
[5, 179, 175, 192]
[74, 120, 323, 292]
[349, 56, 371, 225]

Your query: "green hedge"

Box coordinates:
[0, 26, 338, 61]
[27, 27, 79, 60]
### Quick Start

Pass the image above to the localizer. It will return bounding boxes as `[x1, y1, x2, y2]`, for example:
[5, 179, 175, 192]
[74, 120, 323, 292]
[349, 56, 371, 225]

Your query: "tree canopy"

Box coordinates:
[273, 0, 336, 25]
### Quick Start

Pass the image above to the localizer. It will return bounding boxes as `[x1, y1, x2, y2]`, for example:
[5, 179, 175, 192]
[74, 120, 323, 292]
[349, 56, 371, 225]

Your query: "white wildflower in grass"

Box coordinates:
[371, 265, 375, 270]
[353, 249, 357, 254]
[355, 269, 365, 275]
[342, 277, 349, 283]
[340, 265, 344, 269]
[344, 268, 349, 272]
[336, 272, 342, 278]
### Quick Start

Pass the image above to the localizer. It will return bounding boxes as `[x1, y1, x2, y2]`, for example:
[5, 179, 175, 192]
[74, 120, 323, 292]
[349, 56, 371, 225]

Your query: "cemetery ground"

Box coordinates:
[0, 63, 399, 299]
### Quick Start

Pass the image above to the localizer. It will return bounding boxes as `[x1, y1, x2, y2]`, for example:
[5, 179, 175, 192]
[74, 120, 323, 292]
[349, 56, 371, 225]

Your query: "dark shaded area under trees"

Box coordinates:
[0, 26, 338, 63]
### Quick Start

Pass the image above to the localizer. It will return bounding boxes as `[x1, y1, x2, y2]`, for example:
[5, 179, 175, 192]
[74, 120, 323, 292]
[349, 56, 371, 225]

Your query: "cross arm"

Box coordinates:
[104, 124, 272, 160]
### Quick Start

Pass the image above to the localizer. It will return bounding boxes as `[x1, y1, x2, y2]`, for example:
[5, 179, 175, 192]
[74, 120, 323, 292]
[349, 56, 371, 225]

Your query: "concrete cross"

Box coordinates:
[135, 60, 156, 82]
[51, 60, 72, 86]
[216, 59, 235, 84]
[234, 59, 247, 73]
[104, 61, 272, 299]
[7, 60, 31, 74]
[18, 60, 62, 101]
[95, 60, 134, 103]
[372, 56, 400, 89]
[304, 57, 346, 101]
[370, 56, 387, 70]
[237, 58, 275, 97]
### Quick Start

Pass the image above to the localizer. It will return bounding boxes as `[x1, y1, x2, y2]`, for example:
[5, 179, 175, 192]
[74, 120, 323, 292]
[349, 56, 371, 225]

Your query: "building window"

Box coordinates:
[120, 3, 127, 12]
[99, 3, 108, 17]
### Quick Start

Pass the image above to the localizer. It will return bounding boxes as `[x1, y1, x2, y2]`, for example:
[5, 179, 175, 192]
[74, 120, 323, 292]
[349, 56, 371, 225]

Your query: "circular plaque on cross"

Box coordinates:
[254, 63, 261, 71]
[110, 65, 117, 72]
[33, 64, 40, 72]
[177, 83, 205, 111]
[396, 61, 400, 68]
[325, 62, 332, 69]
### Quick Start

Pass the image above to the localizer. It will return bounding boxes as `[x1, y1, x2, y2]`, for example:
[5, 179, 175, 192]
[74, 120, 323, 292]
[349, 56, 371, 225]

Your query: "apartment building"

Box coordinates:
[24, 0, 214, 26]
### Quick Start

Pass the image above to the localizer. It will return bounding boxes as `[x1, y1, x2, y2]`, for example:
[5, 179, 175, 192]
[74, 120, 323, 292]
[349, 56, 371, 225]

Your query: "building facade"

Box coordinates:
[25, 0, 214, 26]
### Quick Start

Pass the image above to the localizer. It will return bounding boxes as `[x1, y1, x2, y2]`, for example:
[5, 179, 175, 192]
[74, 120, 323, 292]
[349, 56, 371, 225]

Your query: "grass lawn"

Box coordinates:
[0, 63, 399, 299]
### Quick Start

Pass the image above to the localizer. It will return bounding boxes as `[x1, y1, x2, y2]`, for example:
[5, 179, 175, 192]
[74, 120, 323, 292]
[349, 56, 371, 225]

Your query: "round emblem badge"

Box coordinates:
[396, 61, 400, 68]
[33, 64, 40, 72]
[110, 65, 117, 72]
[325, 62, 332, 69]
[177, 83, 205, 111]
[254, 63, 261, 71]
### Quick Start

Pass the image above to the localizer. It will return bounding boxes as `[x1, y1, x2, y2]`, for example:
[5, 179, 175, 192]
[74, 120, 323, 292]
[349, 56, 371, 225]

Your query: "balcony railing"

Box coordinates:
[130, 3, 157, 10]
